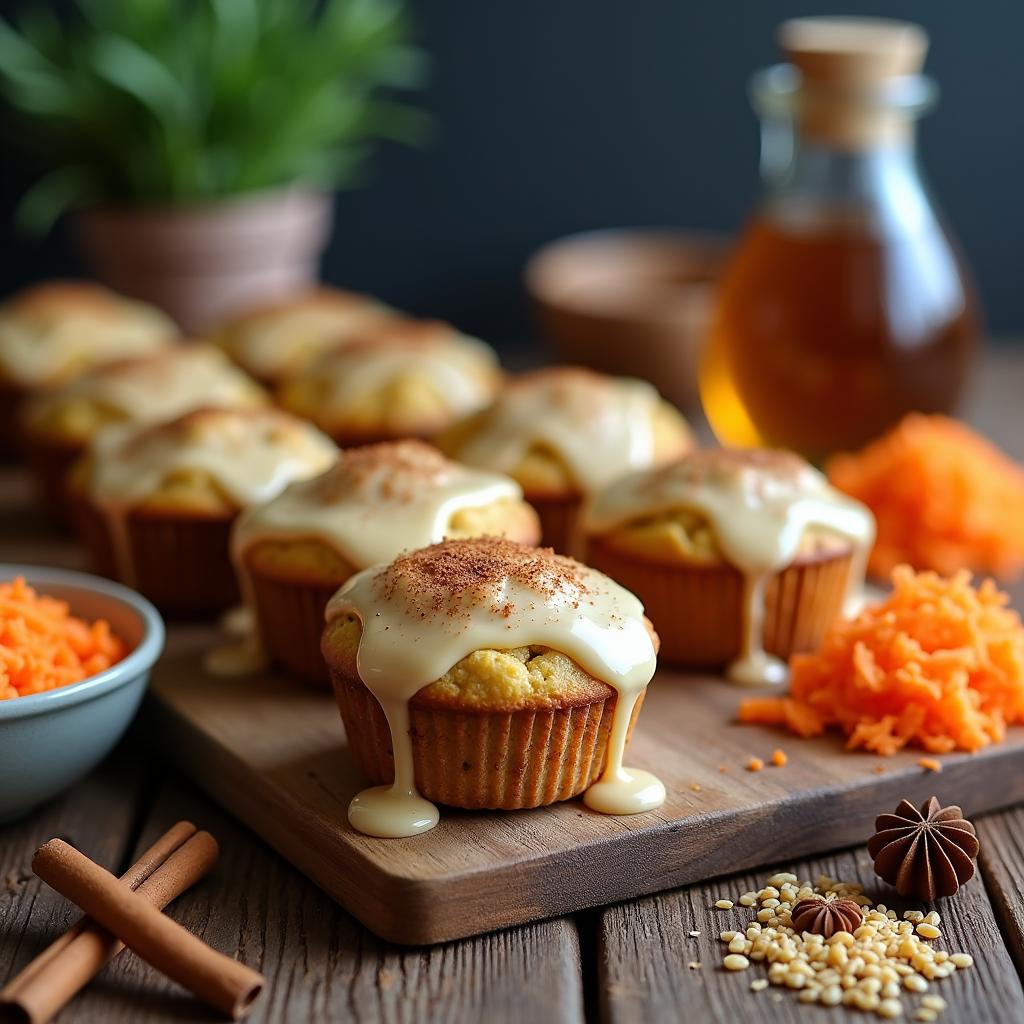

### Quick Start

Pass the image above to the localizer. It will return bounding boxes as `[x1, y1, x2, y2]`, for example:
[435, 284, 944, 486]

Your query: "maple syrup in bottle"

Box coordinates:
[700, 18, 979, 459]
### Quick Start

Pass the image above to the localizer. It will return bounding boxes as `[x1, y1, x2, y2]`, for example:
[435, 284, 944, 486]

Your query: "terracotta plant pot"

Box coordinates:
[75, 188, 334, 334]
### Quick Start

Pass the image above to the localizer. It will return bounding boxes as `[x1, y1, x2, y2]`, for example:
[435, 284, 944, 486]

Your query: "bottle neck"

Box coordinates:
[760, 137, 933, 237]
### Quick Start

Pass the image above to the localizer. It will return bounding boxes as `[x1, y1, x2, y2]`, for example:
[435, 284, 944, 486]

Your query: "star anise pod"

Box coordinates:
[790, 895, 864, 937]
[867, 797, 980, 901]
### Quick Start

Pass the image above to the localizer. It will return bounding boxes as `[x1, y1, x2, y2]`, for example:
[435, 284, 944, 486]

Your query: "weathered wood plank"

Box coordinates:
[598, 837, 1024, 1024]
[67, 775, 586, 1024]
[0, 746, 150, 991]
[976, 807, 1024, 983]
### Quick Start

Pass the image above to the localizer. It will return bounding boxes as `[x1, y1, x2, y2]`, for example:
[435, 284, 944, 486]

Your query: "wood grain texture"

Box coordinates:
[977, 807, 1024, 983]
[138, 628, 1024, 945]
[0, 747, 149, 994]
[65, 777, 585, 1024]
[599, 843, 1024, 1024]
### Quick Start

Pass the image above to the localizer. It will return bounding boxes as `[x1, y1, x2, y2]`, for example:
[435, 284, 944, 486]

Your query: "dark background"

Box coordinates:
[2, 0, 1021, 345]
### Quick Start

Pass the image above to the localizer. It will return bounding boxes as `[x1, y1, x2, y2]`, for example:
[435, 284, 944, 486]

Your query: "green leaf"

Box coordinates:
[16, 165, 96, 235]
[87, 33, 190, 122]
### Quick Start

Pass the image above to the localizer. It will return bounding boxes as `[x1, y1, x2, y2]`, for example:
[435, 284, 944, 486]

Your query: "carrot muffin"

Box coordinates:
[0, 280, 177, 454]
[21, 345, 268, 515]
[277, 318, 501, 447]
[582, 448, 875, 685]
[211, 286, 394, 386]
[322, 537, 664, 837]
[69, 407, 336, 614]
[228, 440, 541, 684]
[438, 366, 694, 554]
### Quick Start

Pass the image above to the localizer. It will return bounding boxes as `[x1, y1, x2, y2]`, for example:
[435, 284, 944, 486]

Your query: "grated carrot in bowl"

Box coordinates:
[738, 565, 1024, 756]
[827, 414, 1024, 581]
[0, 576, 127, 700]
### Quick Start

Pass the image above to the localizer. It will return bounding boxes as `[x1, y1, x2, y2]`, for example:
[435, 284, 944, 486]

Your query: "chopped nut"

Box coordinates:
[916, 923, 941, 940]
[724, 954, 749, 971]
[715, 899, 735, 910]
[950, 952, 973, 968]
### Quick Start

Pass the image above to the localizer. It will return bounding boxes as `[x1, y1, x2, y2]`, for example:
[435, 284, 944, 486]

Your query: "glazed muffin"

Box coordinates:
[211, 286, 394, 386]
[0, 281, 177, 455]
[277, 319, 502, 447]
[21, 345, 268, 516]
[322, 538, 663, 835]
[583, 448, 876, 685]
[438, 366, 694, 555]
[69, 407, 336, 614]
[232, 440, 541, 684]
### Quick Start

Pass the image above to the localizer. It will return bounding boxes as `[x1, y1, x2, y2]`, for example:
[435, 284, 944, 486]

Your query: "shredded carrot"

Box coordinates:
[918, 757, 943, 773]
[771, 748, 788, 767]
[746, 756, 764, 772]
[0, 577, 126, 700]
[739, 565, 1024, 756]
[828, 414, 1024, 581]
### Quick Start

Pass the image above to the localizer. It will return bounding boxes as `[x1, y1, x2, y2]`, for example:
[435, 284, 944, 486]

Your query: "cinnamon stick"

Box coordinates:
[31, 839, 263, 1020]
[0, 822, 215, 1024]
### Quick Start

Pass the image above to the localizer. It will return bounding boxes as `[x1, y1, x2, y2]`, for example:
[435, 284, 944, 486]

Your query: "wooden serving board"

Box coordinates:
[142, 622, 1024, 945]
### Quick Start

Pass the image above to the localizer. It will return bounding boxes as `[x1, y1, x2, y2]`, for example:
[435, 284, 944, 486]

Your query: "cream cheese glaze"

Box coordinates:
[25, 345, 266, 431]
[452, 367, 666, 492]
[583, 448, 876, 686]
[82, 407, 336, 588]
[325, 538, 663, 838]
[281, 321, 500, 430]
[217, 288, 393, 380]
[232, 441, 526, 570]
[0, 282, 176, 386]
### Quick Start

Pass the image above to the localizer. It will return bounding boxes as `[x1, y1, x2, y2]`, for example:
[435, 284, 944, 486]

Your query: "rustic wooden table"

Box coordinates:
[2, 350, 1024, 1024]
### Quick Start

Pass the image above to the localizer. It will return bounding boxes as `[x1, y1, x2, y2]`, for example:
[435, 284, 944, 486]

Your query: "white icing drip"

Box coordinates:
[454, 369, 662, 492]
[0, 293, 175, 386]
[232, 444, 523, 570]
[326, 542, 662, 837]
[224, 297, 393, 379]
[83, 408, 336, 585]
[292, 328, 498, 425]
[583, 449, 876, 686]
[26, 346, 265, 428]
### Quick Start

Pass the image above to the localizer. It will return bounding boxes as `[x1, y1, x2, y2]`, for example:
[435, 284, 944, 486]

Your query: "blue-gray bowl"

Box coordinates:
[0, 565, 165, 822]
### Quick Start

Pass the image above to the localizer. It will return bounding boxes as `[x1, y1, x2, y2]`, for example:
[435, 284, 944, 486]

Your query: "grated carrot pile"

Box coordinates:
[738, 565, 1024, 756]
[827, 414, 1024, 580]
[0, 577, 126, 700]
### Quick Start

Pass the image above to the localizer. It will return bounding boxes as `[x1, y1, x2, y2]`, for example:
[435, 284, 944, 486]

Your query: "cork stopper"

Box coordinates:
[777, 17, 930, 149]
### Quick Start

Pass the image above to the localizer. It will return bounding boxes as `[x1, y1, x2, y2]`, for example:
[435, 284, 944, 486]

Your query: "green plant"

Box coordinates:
[0, 0, 429, 230]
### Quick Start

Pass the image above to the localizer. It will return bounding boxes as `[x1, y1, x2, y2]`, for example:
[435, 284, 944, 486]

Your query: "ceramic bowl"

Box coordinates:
[0, 564, 164, 822]
[524, 229, 730, 408]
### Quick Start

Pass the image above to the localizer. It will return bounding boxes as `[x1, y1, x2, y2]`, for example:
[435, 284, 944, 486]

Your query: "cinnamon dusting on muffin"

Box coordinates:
[376, 537, 591, 622]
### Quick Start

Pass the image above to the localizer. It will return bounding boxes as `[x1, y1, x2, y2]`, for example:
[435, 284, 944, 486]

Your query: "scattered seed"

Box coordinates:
[921, 994, 947, 1010]
[688, 929, 700, 937]
[950, 952, 973, 968]
[687, 961, 701, 970]
[750, 978, 768, 991]
[917, 757, 943, 773]
[746, 757, 764, 772]
[690, 782, 702, 792]
[715, 899, 734, 910]
[771, 748, 788, 767]
[917, 923, 941, 940]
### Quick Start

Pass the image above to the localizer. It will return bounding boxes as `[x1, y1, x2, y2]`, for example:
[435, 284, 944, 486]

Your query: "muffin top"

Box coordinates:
[0, 281, 177, 387]
[584, 447, 875, 572]
[277, 320, 501, 438]
[326, 537, 657, 696]
[440, 366, 693, 495]
[79, 407, 336, 513]
[23, 345, 268, 442]
[233, 439, 538, 569]
[212, 286, 393, 381]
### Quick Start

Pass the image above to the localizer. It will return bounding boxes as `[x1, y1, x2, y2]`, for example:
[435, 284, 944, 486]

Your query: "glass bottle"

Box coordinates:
[700, 17, 979, 460]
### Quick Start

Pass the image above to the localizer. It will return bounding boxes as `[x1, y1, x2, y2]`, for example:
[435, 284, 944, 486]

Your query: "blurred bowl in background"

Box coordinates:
[525, 229, 729, 409]
[0, 565, 164, 822]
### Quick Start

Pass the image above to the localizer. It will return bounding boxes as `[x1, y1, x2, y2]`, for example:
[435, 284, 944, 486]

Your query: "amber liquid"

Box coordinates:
[700, 213, 978, 458]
